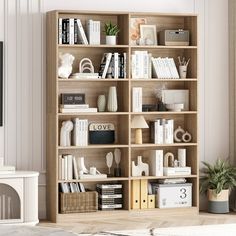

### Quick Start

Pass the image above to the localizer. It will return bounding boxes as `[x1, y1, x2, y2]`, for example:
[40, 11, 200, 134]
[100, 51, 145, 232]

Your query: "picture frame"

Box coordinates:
[130, 18, 147, 45]
[140, 24, 157, 45]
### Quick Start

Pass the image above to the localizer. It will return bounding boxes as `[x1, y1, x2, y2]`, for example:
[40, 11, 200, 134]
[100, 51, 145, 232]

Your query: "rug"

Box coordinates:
[0, 226, 78, 236]
[80, 223, 236, 236]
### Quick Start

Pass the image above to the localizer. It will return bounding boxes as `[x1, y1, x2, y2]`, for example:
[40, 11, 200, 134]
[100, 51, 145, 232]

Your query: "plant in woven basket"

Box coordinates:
[200, 158, 236, 213]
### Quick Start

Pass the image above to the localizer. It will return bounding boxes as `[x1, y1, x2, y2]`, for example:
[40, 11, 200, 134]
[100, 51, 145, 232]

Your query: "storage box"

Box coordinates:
[59, 191, 98, 213]
[159, 30, 189, 46]
[156, 183, 192, 208]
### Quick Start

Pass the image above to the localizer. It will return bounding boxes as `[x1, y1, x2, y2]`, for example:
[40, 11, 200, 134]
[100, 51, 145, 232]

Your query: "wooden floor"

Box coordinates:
[39, 212, 236, 234]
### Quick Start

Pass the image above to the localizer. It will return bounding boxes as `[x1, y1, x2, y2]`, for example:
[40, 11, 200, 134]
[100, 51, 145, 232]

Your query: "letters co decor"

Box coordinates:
[89, 123, 115, 144]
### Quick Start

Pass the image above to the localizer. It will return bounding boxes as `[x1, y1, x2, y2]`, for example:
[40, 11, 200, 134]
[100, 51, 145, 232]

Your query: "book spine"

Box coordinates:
[69, 18, 74, 45]
[114, 52, 119, 79]
[58, 18, 63, 44]
[74, 19, 78, 44]
[58, 155, 62, 180]
[77, 19, 88, 45]
[62, 19, 67, 44]
[66, 19, 70, 44]
[132, 87, 142, 112]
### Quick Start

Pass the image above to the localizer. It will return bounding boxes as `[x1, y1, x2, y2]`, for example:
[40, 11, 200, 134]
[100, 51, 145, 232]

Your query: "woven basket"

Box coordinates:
[60, 191, 98, 213]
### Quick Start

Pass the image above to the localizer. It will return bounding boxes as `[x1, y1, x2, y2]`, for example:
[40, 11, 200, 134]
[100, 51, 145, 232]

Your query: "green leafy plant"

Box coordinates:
[104, 22, 120, 36]
[200, 159, 236, 195]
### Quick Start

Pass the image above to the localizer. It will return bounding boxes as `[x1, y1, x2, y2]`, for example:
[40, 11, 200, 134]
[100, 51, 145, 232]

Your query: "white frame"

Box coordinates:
[140, 24, 157, 45]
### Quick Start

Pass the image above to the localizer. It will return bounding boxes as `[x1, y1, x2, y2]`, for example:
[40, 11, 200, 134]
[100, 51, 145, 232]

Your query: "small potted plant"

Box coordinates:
[200, 159, 236, 213]
[104, 22, 120, 45]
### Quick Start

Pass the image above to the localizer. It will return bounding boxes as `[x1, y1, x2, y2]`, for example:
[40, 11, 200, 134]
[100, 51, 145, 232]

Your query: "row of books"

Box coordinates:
[58, 18, 100, 45]
[150, 119, 174, 144]
[73, 118, 88, 146]
[131, 51, 152, 79]
[152, 57, 179, 79]
[60, 182, 85, 193]
[99, 52, 127, 79]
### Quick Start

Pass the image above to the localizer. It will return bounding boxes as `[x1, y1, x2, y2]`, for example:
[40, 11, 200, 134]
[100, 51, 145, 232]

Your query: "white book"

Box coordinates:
[58, 18, 63, 44]
[70, 183, 75, 193]
[131, 54, 137, 78]
[97, 184, 122, 189]
[143, 53, 149, 78]
[132, 87, 142, 112]
[60, 108, 97, 113]
[79, 174, 107, 179]
[92, 20, 100, 45]
[163, 119, 174, 144]
[114, 52, 119, 79]
[102, 53, 112, 78]
[147, 150, 164, 176]
[148, 53, 152, 78]
[99, 194, 122, 199]
[79, 183, 85, 192]
[73, 118, 80, 146]
[61, 156, 65, 180]
[76, 19, 88, 45]
[72, 156, 79, 179]
[164, 58, 172, 79]
[67, 155, 73, 180]
[84, 119, 88, 146]
[151, 57, 158, 78]
[156, 58, 164, 78]
[76, 183, 81, 192]
[64, 155, 68, 180]
[166, 58, 175, 79]
[170, 58, 180, 79]
[99, 204, 122, 209]
[69, 18, 74, 45]
[155, 119, 163, 144]
[58, 155, 62, 180]
[60, 104, 89, 109]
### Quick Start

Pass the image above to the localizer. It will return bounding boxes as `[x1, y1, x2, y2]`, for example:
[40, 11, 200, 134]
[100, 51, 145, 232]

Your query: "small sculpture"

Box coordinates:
[77, 157, 89, 174]
[164, 152, 175, 167]
[58, 53, 75, 79]
[132, 156, 149, 177]
[60, 120, 73, 146]
[174, 126, 192, 143]
[79, 58, 95, 73]
[114, 148, 121, 177]
[106, 152, 113, 177]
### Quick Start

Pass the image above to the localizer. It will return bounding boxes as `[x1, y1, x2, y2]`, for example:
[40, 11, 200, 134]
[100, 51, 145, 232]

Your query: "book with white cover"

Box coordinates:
[67, 155, 73, 180]
[164, 119, 174, 144]
[60, 107, 97, 113]
[72, 156, 79, 179]
[114, 52, 119, 78]
[169, 58, 179, 78]
[60, 104, 89, 109]
[79, 174, 107, 179]
[64, 155, 68, 180]
[69, 18, 74, 44]
[58, 155, 62, 180]
[58, 18, 62, 44]
[61, 156, 65, 180]
[76, 19, 88, 44]
[102, 53, 112, 78]
[155, 119, 164, 144]
[132, 87, 142, 112]
[86, 20, 100, 45]
[146, 150, 164, 176]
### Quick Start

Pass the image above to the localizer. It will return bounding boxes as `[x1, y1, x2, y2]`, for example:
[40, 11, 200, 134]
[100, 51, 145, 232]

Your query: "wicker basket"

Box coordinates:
[59, 191, 98, 213]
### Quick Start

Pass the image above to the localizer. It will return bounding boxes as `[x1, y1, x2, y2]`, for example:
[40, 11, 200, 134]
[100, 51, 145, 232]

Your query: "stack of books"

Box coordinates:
[97, 184, 123, 210]
[58, 18, 101, 45]
[73, 118, 88, 146]
[131, 51, 152, 79]
[60, 93, 97, 113]
[60, 182, 85, 193]
[98, 52, 127, 79]
[151, 57, 179, 79]
[150, 119, 174, 144]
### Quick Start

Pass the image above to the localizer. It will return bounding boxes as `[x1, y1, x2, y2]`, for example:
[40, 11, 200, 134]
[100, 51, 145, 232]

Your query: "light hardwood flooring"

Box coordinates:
[39, 212, 236, 234]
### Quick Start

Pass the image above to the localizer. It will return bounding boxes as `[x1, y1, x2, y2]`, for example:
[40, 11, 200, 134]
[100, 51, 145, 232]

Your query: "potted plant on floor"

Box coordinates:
[104, 22, 120, 45]
[200, 159, 236, 213]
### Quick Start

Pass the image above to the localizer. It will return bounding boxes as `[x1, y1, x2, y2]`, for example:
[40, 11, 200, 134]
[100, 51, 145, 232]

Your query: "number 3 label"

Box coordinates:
[180, 188, 187, 199]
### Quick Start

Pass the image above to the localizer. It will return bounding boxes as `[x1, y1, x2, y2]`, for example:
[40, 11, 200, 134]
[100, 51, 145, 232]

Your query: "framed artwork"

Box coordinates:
[140, 25, 157, 45]
[130, 18, 147, 45]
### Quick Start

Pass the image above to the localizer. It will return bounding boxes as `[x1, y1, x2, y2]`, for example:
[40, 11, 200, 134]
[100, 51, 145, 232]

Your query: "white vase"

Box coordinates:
[106, 35, 116, 45]
[107, 86, 118, 112]
[97, 95, 106, 112]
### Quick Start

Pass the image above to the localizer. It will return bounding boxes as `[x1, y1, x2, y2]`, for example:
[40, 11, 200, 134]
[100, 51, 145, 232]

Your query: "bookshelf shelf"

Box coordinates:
[47, 10, 198, 222]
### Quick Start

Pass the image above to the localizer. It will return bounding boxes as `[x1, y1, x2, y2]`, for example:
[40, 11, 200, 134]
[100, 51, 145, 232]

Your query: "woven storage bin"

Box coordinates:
[60, 191, 98, 213]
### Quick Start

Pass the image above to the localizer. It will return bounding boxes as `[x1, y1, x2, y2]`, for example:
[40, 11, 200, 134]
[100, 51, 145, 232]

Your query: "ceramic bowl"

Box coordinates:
[166, 103, 184, 112]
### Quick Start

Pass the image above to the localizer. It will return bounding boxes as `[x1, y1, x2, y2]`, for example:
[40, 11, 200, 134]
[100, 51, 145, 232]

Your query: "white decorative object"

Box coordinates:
[178, 148, 186, 167]
[162, 90, 189, 111]
[60, 120, 73, 147]
[79, 58, 94, 73]
[165, 103, 184, 112]
[0, 171, 39, 225]
[77, 157, 89, 174]
[132, 156, 149, 177]
[163, 167, 191, 176]
[164, 152, 175, 167]
[146, 150, 163, 176]
[114, 148, 121, 167]
[107, 86, 118, 112]
[58, 53, 75, 79]
[106, 152, 113, 176]
[97, 95, 106, 112]
[156, 183, 192, 208]
[89, 167, 97, 175]
[174, 126, 192, 143]
[106, 36, 116, 45]
[179, 65, 187, 78]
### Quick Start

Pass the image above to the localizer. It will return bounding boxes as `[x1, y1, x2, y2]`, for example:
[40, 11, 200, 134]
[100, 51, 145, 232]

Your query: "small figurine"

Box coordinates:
[58, 53, 75, 79]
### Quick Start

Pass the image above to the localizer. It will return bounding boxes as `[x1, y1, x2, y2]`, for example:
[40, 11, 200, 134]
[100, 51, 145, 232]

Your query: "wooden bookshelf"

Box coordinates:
[46, 10, 198, 222]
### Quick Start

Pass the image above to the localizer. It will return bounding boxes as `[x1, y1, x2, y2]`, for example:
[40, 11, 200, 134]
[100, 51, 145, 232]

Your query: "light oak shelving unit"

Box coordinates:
[46, 10, 198, 222]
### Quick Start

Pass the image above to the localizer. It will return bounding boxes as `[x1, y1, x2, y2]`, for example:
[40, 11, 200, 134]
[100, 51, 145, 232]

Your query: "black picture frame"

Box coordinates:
[0, 41, 3, 126]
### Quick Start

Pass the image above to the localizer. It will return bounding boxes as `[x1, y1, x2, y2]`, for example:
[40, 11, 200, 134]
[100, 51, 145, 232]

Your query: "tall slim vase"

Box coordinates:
[107, 86, 118, 112]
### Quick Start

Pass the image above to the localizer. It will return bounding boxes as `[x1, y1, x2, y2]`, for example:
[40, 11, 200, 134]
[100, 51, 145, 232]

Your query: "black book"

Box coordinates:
[62, 19, 68, 44]
[74, 19, 78, 44]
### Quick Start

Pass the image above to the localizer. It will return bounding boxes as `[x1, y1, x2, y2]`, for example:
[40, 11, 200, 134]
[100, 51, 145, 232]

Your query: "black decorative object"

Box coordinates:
[89, 123, 115, 144]
[61, 93, 85, 105]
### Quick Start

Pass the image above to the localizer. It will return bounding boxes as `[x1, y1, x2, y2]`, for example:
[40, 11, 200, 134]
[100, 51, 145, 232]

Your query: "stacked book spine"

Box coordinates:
[60, 182, 85, 193]
[96, 184, 123, 210]
[150, 119, 174, 144]
[73, 118, 88, 146]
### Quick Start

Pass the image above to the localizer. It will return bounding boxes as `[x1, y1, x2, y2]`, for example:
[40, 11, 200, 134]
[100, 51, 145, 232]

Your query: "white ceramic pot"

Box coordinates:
[106, 35, 117, 45]
[179, 65, 187, 78]
[107, 86, 118, 112]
